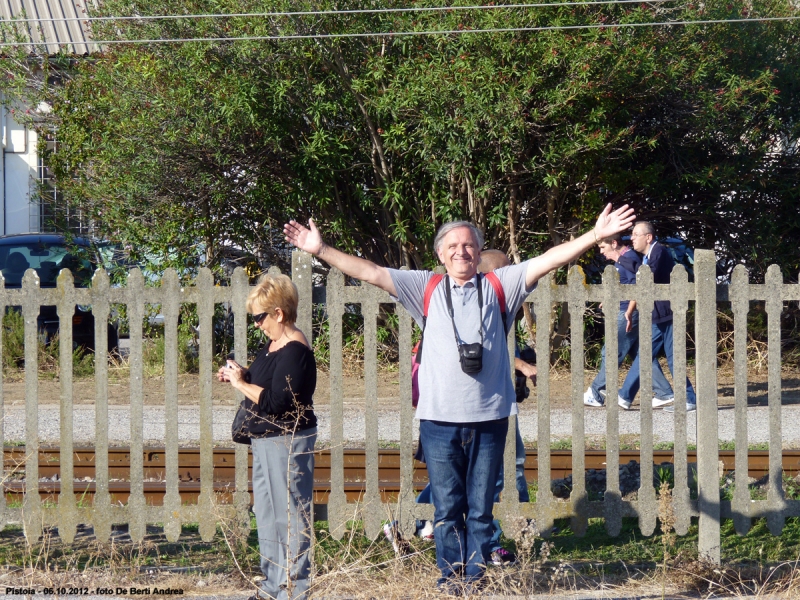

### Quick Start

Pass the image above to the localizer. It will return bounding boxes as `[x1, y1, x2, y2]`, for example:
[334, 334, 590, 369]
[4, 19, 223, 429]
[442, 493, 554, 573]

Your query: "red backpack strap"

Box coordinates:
[484, 272, 506, 313]
[416, 274, 444, 365]
[484, 271, 509, 333]
[423, 274, 444, 317]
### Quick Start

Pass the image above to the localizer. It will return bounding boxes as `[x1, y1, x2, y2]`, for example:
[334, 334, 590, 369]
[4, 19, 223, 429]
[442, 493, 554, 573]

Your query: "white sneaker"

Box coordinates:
[652, 396, 675, 408]
[618, 395, 632, 410]
[583, 388, 604, 407]
[383, 521, 410, 555]
[664, 403, 696, 413]
[418, 520, 434, 540]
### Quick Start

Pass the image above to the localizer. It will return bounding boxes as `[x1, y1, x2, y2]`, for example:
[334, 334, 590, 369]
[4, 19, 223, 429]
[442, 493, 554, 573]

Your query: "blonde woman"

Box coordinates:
[218, 273, 317, 600]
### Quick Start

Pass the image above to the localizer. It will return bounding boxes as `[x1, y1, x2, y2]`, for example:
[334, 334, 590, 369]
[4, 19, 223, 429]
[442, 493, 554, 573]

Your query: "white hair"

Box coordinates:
[433, 221, 484, 254]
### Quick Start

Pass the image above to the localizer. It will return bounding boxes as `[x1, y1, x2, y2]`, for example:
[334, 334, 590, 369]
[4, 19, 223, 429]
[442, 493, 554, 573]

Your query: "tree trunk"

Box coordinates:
[508, 182, 537, 346]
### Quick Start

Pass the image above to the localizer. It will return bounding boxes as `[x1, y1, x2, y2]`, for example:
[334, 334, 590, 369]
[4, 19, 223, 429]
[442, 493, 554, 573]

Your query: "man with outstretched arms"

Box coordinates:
[283, 204, 635, 592]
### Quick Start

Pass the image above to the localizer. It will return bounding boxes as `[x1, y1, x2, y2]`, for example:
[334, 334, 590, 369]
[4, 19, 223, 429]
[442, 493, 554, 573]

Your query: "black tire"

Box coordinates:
[107, 323, 120, 355]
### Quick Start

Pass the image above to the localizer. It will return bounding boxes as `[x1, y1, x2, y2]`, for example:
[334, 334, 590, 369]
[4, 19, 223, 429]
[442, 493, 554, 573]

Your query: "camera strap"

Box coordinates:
[444, 274, 484, 348]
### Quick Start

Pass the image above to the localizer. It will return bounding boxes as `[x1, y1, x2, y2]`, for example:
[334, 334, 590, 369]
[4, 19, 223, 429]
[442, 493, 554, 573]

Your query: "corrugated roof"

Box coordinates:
[0, 0, 99, 55]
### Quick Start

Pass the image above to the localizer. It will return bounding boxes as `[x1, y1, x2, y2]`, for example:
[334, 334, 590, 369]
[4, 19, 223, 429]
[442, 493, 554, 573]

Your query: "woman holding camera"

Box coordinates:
[218, 273, 317, 600]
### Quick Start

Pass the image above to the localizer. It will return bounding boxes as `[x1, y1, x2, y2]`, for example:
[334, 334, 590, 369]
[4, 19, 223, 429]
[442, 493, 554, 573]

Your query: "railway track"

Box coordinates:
[4, 447, 799, 505]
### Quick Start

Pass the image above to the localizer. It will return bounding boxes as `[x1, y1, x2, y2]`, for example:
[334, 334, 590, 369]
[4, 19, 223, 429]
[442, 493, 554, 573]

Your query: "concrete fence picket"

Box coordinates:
[0, 249, 797, 564]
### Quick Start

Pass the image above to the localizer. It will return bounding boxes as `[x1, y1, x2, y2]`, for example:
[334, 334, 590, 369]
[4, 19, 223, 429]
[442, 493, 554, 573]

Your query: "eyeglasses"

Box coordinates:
[252, 311, 270, 325]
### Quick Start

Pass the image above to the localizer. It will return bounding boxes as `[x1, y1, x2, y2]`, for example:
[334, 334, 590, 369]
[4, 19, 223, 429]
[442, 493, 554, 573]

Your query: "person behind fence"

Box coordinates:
[618, 221, 697, 413]
[218, 273, 318, 600]
[284, 203, 634, 593]
[583, 233, 674, 408]
[477, 249, 535, 566]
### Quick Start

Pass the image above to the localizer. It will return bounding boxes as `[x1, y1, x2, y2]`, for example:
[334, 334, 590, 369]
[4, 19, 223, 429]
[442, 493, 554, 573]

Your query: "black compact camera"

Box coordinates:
[514, 345, 536, 402]
[515, 373, 530, 402]
[458, 342, 483, 374]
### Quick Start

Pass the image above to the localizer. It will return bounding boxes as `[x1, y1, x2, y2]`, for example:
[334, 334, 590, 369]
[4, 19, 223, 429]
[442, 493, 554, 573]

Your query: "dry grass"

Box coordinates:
[4, 516, 800, 598]
[3, 463, 800, 598]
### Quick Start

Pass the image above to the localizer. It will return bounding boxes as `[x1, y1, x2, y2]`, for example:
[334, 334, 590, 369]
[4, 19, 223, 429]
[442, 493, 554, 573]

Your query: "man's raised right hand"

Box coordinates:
[284, 218, 324, 256]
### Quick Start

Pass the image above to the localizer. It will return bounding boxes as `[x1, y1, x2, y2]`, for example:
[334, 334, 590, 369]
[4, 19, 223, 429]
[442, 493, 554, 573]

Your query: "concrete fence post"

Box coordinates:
[695, 249, 720, 563]
[326, 267, 348, 539]
[765, 264, 786, 535]
[730, 264, 752, 536]
[91, 269, 112, 543]
[567, 265, 589, 536]
[22, 269, 42, 543]
[601, 263, 622, 537]
[161, 269, 182, 543]
[196, 268, 216, 542]
[397, 298, 418, 536]
[0, 276, 8, 532]
[56, 268, 77, 544]
[362, 283, 383, 539]
[634, 261, 657, 536]
[532, 273, 556, 533]
[293, 251, 313, 341]
[126, 268, 146, 542]
[231, 267, 251, 537]
[668, 259, 692, 536]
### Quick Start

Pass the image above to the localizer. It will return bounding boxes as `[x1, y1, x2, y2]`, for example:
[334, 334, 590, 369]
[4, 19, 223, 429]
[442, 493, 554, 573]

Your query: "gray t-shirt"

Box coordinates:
[389, 261, 534, 422]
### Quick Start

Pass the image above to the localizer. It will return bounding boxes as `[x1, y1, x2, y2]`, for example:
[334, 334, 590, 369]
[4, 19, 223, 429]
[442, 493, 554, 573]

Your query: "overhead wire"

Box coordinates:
[1, 14, 798, 47]
[0, 0, 678, 24]
[0, 2, 797, 48]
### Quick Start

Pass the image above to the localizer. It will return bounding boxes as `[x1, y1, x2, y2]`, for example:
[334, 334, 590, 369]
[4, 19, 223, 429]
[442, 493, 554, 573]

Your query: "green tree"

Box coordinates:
[0, 0, 798, 281]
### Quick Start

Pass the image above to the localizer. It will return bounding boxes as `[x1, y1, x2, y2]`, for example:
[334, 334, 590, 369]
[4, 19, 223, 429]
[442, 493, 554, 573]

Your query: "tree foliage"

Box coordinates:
[1, 0, 799, 280]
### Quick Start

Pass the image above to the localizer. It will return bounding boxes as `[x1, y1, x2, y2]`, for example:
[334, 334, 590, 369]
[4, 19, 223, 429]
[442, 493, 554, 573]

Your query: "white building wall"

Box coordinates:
[2, 105, 39, 235]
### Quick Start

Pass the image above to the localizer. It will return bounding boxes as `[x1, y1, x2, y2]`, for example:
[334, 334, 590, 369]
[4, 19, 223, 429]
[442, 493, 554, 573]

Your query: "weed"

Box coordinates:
[657, 480, 677, 599]
[2, 309, 25, 370]
[139, 331, 199, 376]
[656, 465, 675, 489]
[312, 305, 418, 376]
[528, 480, 539, 503]
[783, 474, 800, 500]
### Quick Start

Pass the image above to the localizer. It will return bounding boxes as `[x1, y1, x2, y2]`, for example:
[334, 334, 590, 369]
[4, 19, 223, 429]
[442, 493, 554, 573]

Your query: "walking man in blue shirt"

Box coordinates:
[584, 233, 673, 407]
[618, 222, 697, 412]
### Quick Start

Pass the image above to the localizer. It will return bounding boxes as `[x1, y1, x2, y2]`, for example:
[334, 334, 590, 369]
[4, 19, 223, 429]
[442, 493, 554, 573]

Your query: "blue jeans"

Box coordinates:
[620, 320, 697, 404]
[420, 418, 508, 585]
[590, 311, 673, 402]
[416, 483, 432, 505]
[489, 422, 528, 552]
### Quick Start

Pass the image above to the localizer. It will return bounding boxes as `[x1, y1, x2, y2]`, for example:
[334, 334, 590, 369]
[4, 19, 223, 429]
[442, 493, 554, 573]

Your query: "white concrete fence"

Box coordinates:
[0, 249, 796, 564]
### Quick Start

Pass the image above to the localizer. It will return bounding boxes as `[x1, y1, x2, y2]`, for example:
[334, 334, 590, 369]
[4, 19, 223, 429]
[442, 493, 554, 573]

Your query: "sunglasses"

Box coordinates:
[252, 311, 270, 324]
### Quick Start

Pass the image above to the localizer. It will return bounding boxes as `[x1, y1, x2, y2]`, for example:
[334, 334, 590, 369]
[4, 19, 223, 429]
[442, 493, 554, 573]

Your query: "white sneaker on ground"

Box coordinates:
[618, 395, 632, 410]
[652, 396, 675, 408]
[383, 521, 411, 555]
[418, 520, 434, 540]
[664, 403, 697, 413]
[583, 388, 604, 407]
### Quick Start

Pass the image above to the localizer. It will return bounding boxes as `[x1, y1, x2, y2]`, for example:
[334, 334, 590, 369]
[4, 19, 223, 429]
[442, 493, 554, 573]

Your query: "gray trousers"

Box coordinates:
[251, 428, 317, 600]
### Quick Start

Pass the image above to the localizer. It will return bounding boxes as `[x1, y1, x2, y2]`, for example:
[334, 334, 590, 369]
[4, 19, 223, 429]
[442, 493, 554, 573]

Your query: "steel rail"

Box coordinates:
[4, 447, 797, 505]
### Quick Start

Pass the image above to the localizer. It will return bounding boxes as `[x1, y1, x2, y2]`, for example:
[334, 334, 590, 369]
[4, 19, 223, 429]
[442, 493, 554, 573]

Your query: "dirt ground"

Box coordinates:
[4, 362, 800, 409]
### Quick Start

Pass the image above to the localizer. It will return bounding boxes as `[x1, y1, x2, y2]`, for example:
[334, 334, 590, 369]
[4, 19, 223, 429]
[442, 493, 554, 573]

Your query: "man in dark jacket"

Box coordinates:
[584, 233, 673, 407]
[618, 222, 697, 412]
